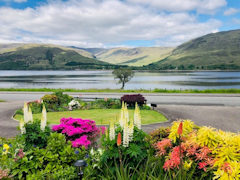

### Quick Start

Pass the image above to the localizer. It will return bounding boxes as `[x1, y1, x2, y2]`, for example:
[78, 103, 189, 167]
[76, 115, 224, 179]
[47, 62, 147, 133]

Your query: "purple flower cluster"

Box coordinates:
[52, 117, 100, 148]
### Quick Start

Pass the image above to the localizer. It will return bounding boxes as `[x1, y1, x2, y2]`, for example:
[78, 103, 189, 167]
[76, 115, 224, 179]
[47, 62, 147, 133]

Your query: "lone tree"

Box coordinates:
[112, 69, 134, 89]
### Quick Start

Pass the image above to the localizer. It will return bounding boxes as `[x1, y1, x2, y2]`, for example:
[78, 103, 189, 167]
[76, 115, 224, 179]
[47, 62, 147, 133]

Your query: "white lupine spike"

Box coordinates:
[23, 102, 29, 123]
[19, 118, 25, 134]
[109, 121, 115, 141]
[124, 103, 129, 123]
[119, 102, 125, 128]
[28, 106, 33, 122]
[134, 102, 141, 129]
[40, 104, 47, 131]
[128, 119, 134, 142]
[123, 122, 129, 147]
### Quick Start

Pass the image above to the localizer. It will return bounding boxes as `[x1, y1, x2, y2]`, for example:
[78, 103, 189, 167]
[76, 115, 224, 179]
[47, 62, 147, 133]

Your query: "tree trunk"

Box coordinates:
[121, 81, 125, 89]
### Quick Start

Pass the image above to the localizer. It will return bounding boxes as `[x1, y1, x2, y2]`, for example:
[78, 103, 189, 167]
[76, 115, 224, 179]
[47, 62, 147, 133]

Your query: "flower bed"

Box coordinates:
[1, 102, 240, 179]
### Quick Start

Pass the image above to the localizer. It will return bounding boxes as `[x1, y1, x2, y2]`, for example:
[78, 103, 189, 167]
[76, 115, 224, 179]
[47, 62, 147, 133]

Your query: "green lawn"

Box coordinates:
[14, 109, 167, 125]
[0, 100, 5, 102]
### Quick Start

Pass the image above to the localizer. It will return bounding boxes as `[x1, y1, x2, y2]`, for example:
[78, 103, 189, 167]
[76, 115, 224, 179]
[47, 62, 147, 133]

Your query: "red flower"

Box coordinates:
[222, 162, 232, 174]
[117, 133, 121, 146]
[198, 162, 208, 172]
[178, 121, 183, 135]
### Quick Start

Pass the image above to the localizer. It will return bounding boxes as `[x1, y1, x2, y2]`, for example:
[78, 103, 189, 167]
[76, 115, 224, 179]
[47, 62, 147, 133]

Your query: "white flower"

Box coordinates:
[28, 106, 33, 123]
[128, 119, 134, 142]
[23, 102, 29, 123]
[119, 102, 125, 128]
[19, 118, 25, 134]
[40, 104, 47, 131]
[68, 100, 80, 109]
[134, 102, 141, 129]
[123, 122, 129, 147]
[109, 121, 115, 141]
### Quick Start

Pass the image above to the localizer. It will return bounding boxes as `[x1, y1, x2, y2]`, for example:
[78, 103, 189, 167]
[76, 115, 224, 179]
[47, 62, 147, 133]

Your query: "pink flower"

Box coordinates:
[155, 139, 172, 156]
[52, 117, 100, 148]
[198, 162, 208, 172]
[72, 135, 91, 148]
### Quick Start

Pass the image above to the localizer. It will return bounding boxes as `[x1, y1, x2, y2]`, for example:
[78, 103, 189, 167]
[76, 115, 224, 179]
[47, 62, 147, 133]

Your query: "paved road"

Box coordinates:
[1, 92, 240, 106]
[0, 92, 240, 137]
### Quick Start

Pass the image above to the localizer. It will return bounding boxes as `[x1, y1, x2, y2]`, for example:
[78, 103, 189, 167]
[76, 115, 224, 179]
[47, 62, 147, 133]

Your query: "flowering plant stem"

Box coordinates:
[118, 147, 124, 176]
[179, 135, 183, 180]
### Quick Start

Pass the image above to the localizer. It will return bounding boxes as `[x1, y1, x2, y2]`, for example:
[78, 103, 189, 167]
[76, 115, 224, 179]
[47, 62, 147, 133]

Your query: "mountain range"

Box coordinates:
[0, 29, 240, 70]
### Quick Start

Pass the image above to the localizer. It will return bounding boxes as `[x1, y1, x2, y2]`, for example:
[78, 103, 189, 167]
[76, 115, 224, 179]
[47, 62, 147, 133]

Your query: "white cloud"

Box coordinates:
[127, 0, 227, 14]
[224, 8, 239, 16]
[0, 0, 222, 47]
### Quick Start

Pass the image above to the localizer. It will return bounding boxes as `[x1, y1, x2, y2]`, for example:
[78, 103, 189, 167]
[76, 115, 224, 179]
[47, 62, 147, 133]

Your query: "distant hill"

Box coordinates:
[86, 47, 174, 66]
[0, 45, 116, 70]
[146, 29, 240, 70]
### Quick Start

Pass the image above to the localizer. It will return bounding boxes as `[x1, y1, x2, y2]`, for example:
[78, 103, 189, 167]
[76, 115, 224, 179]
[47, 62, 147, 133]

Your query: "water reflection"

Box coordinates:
[0, 70, 240, 90]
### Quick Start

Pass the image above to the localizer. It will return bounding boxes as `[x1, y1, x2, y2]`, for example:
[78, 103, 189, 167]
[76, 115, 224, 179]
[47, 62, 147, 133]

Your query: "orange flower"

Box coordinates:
[117, 132, 121, 146]
[178, 121, 183, 135]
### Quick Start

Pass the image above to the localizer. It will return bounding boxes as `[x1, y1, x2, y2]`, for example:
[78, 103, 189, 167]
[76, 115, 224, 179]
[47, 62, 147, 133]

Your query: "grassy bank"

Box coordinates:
[14, 109, 167, 125]
[0, 100, 5, 102]
[1, 88, 240, 93]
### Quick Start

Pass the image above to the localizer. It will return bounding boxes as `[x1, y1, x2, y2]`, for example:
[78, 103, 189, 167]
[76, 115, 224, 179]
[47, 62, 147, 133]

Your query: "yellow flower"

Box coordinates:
[3, 144, 9, 150]
[168, 120, 194, 143]
[213, 161, 240, 180]
[183, 160, 193, 171]
[196, 126, 221, 149]
[2, 144, 10, 155]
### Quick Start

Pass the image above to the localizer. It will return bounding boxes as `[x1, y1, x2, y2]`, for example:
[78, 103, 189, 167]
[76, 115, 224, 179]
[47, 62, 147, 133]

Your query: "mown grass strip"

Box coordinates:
[14, 109, 167, 125]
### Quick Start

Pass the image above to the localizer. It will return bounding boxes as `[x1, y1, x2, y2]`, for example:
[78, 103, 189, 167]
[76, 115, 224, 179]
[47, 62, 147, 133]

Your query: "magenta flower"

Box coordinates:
[52, 117, 100, 149]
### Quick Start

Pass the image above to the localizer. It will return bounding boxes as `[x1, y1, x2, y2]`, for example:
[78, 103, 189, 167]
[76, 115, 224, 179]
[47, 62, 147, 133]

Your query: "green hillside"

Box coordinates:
[91, 47, 174, 66]
[146, 29, 240, 70]
[0, 45, 116, 70]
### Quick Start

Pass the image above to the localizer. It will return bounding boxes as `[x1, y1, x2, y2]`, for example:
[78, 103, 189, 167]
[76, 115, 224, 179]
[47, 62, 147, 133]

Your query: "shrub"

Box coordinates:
[54, 91, 73, 106]
[29, 101, 42, 114]
[11, 133, 85, 179]
[90, 98, 121, 109]
[52, 118, 100, 149]
[146, 127, 170, 147]
[19, 120, 51, 151]
[41, 91, 73, 112]
[41, 94, 59, 111]
[120, 94, 146, 107]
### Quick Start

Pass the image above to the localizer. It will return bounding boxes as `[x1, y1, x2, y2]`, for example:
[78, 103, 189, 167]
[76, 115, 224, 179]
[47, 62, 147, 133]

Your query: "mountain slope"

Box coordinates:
[147, 29, 240, 70]
[88, 47, 174, 66]
[0, 43, 94, 58]
[0, 45, 114, 70]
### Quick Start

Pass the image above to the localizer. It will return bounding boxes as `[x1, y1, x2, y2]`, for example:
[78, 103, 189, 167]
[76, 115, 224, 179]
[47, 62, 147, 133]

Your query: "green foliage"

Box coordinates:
[11, 133, 86, 179]
[100, 126, 152, 174]
[41, 91, 73, 112]
[19, 120, 51, 150]
[89, 99, 121, 109]
[30, 102, 42, 114]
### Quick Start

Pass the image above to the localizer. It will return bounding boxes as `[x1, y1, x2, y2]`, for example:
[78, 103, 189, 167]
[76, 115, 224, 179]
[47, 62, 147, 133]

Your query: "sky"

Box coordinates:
[0, 0, 239, 48]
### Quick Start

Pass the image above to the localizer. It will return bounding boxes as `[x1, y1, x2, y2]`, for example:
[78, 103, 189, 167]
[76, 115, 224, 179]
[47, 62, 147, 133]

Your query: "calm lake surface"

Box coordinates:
[0, 70, 240, 90]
